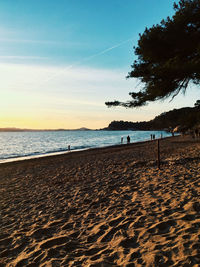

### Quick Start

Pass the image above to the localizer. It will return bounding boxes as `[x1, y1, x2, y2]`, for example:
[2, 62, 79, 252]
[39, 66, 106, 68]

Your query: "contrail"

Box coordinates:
[80, 37, 134, 62]
[43, 37, 134, 83]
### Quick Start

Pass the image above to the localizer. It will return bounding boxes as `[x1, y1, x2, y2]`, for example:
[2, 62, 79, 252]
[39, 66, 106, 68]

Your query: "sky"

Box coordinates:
[0, 0, 199, 129]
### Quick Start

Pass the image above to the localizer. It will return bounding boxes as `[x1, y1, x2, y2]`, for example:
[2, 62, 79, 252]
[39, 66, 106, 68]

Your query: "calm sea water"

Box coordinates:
[0, 130, 172, 163]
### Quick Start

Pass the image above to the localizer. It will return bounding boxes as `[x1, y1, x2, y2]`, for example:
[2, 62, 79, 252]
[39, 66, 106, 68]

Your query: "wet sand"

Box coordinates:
[0, 136, 200, 266]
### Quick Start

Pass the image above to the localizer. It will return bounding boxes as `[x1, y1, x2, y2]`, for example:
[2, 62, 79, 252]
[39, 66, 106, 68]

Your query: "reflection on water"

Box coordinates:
[0, 130, 172, 162]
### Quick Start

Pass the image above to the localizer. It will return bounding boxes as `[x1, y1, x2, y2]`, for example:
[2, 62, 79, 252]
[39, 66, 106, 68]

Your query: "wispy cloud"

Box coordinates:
[43, 37, 135, 83]
[0, 37, 84, 47]
[0, 62, 138, 128]
[0, 62, 133, 107]
[0, 55, 48, 60]
[0, 62, 198, 129]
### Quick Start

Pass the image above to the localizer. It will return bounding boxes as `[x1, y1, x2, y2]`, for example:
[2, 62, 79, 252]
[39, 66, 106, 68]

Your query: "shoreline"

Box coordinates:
[0, 135, 175, 165]
[0, 135, 200, 266]
[0, 130, 173, 165]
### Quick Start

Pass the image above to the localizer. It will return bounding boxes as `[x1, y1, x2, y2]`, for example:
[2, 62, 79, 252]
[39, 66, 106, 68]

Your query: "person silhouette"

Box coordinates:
[127, 135, 130, 144]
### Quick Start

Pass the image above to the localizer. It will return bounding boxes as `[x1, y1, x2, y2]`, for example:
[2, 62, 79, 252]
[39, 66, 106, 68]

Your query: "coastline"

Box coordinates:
[0, 134, 175, 165]
[0, 130, 173, 164]
[0, 135, 200, 266]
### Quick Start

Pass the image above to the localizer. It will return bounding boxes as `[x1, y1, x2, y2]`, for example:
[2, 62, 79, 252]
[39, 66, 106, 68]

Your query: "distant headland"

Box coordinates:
[0, 127, 92, 132]
[103, 104, 200, 132]
[1, 104, 199, 133]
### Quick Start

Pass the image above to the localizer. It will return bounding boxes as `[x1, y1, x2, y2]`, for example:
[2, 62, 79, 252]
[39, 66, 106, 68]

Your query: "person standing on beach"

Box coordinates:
[121, 137, 123, 144]
[127, 135, 130, 144]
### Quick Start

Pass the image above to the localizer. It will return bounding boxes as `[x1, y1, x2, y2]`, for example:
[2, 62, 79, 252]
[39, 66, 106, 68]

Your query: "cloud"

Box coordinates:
[0, 62, 132, 99]
[0, 62, 199, 129]
[0, 37, 85, 47]
[0, 62, 139, 128]
[0, 56, 48, 60]
[43, 37, 135, 83]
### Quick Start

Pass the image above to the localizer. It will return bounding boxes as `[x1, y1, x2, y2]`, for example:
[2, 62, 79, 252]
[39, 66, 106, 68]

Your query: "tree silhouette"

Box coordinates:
[106, 0, 200, 108]
[194, 100, 200, 108]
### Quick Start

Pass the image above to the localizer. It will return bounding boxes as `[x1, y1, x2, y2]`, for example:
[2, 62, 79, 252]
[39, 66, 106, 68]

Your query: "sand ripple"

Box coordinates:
[0, 136, 200, 266]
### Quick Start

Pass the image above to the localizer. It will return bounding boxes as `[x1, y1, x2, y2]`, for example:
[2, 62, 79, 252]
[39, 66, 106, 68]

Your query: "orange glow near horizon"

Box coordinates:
[0, 114, 110, 130]
[1, 63, 199, 131]
[0, 117, 87, 130]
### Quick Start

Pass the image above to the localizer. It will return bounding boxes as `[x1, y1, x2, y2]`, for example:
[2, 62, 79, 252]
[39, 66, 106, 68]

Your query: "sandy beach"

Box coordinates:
[0, 135, 200, 266]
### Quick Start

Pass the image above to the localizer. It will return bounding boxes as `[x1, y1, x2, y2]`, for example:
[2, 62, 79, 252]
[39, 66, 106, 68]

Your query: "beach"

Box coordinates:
[0, 135, 200, 266]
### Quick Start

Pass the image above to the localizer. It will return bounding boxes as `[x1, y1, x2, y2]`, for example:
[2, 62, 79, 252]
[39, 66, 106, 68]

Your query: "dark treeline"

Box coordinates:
[105, 103, 200, 131]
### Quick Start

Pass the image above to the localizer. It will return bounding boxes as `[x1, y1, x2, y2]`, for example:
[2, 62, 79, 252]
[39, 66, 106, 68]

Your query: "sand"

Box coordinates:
[0, 135, 200, 266]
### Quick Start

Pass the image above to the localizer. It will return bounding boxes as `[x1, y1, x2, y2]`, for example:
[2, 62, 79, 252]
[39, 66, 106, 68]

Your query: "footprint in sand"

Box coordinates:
[119, 237, 138, 249]
[109, 216, 125, 227]
[40, 236, 69, 249]
[148, 219, 177, 234]
[30, 228, 54, 240]
[0, 237, 13, 247]
[87, 229, 105, 243]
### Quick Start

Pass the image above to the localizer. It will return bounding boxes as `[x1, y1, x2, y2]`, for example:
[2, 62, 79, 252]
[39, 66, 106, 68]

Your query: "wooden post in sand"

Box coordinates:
[157, 139, 160, 169]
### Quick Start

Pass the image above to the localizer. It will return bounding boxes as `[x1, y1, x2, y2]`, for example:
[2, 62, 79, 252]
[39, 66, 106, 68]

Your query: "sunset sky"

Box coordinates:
[0, 0, 199, 129]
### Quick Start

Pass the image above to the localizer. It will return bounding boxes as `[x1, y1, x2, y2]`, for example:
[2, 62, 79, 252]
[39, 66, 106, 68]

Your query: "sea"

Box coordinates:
[0, 130, 172, 163]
